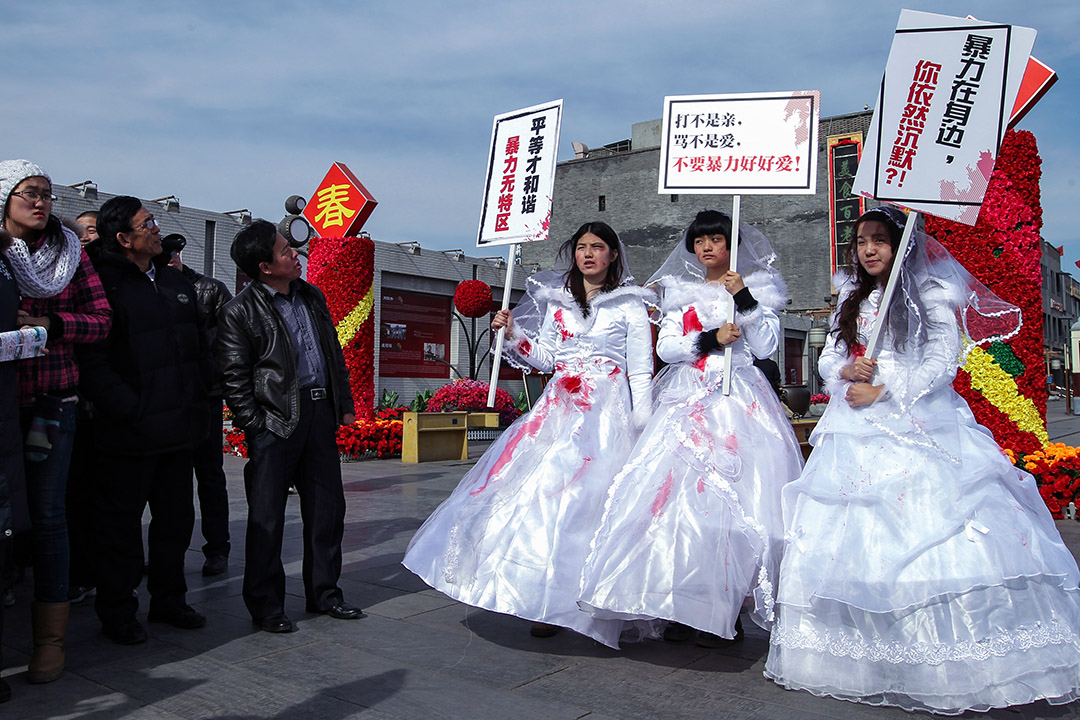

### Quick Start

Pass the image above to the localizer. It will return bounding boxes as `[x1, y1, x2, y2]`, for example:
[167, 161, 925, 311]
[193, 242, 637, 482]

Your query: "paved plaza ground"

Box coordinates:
[4, 399, 1080, 719]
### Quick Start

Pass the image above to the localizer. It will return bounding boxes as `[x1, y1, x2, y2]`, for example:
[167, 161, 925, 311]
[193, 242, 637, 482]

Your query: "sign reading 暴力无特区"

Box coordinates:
[852, 9, 1036, 226]
[303, 162, 378, 238]
[657, 91, 820, 196]
[477, 99, 562, 247]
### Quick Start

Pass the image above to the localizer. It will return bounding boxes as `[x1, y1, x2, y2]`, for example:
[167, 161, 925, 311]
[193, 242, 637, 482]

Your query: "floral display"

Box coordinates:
[426, 377, 521, 426]
[307, 234, 376, 420]
[1019, 443, 1080, 519]
[809, 393, 830, 405]
[223, 418, 402, 460]
[921, 129, 1080, 516]
[375, 405, 408, 421]
[336, 419, 403, 459]
[223, 427, 248, 458]
[925, 129, 1047, 457]
[454, 279, 494, 318]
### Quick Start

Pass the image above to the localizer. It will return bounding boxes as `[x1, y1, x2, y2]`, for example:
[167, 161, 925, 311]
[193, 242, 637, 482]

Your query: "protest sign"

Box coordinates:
[479, 100, 563, 404]
[852, 10, 1036, 226]
[477, 99, 562, 248]
[659, 91, 820, 393]
[658, 91, 819, 195]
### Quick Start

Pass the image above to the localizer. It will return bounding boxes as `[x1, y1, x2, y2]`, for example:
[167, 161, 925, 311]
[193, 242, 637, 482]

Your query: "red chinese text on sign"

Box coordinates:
[302, 163, 378, 237]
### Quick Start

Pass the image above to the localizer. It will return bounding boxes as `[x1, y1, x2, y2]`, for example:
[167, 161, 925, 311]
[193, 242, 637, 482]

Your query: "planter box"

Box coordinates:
[467, 412, 500, 428]
[402, 412, 468, 463]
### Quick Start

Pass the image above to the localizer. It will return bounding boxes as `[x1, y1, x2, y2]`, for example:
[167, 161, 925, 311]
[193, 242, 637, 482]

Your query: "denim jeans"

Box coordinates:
[23, 402, 75, 603]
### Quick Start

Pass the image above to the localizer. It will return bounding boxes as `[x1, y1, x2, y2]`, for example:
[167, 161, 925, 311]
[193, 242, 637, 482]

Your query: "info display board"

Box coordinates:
[379, 291, 452, 379]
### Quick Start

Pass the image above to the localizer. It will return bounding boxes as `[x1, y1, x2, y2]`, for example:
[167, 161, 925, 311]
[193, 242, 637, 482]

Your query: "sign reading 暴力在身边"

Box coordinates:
[852, 9, 1036, 226]
[477, 99, 562, 248]
[657, 91, 820, 196]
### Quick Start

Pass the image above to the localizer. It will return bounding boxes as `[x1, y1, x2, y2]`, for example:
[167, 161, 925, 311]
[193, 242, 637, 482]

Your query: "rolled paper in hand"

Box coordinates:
[0, 326, 48, 361]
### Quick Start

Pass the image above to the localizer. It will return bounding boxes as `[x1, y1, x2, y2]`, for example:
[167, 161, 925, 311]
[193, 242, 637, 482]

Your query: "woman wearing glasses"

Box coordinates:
[0, 160, 111, 684]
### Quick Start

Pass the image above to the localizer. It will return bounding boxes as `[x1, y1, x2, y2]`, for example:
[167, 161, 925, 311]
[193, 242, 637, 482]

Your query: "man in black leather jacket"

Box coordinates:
[163, 234, 233, 577]
[216, 220, 360, 633]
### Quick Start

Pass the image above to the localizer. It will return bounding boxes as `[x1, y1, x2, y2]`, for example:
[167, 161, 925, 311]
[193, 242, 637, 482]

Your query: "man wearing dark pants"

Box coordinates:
[163, 233, 233, 576]
[78, 197, 211, 644]
[216, 220, 360, 633]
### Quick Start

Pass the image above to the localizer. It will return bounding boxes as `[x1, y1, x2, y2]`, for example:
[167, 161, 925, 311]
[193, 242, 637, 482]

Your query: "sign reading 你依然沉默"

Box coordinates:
[657, 90, 820, 195]
[302, 162, 378, 238]
[477, 99, 562, 248]
[852, 9, 1036, 226]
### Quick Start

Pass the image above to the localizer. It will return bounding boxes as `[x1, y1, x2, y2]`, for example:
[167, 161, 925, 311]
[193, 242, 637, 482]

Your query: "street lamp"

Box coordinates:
[806, 327, 828, 395]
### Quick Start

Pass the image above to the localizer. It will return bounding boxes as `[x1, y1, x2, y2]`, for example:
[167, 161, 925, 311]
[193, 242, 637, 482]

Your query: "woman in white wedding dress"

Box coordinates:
[579, 210, 802, 648]
[764, 205, 1080, 714]
[403, 221, 654, 647]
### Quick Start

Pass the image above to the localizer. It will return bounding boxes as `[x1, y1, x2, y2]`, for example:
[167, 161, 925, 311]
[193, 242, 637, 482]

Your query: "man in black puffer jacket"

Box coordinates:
[78, 196, 212, 645]
[162, 233, 234, 578]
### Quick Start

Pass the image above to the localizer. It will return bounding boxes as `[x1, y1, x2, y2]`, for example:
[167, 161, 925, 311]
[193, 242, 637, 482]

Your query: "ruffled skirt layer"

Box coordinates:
[403, 363, 637, 647]
[579, 363, 802, 640]
[765, 401, 1080, 714]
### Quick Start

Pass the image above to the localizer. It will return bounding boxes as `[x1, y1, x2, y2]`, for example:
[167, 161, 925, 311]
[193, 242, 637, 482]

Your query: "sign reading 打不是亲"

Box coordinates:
[657, 91, 820, 196]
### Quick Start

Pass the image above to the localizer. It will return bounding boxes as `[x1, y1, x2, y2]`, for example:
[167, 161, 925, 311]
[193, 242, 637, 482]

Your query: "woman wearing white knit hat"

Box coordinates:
[0, 159, 111, 683]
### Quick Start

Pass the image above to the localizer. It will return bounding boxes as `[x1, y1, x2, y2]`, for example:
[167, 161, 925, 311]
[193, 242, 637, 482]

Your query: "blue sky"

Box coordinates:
[1, 1, 1076, 262]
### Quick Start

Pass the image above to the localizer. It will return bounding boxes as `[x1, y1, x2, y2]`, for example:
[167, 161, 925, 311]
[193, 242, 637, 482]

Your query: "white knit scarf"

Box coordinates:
[4, 223, 81, 298]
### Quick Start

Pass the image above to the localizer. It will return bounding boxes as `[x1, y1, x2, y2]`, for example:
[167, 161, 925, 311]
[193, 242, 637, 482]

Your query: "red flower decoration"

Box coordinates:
[426, 378, 521, 425]
[308, 235, 376, 421]
[926, 129, 1046, 458]
[454, 280, 493, 318]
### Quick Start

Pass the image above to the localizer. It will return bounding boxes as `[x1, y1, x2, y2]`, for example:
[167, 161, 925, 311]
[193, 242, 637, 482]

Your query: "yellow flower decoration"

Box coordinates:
[335, 285, 375, 348]
[962, 346, 1049, 445]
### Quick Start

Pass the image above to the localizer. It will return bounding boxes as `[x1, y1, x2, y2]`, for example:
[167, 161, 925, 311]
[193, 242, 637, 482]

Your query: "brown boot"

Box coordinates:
[27, 601, 69, 684]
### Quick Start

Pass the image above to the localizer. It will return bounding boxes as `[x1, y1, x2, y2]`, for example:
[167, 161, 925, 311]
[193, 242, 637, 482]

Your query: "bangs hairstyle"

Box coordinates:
[558, 221, 624, 316]
[684, 210, 734, 252]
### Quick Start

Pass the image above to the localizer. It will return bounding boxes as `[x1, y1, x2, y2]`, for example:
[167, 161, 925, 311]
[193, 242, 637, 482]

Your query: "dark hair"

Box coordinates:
[834, 208, 921, 354]
[231, 219, 277, 279]
[684, 210, 734, 252]
[76, 210, 98, 222]
[97, 196, 143, 252]
[557, 221, 624, 315]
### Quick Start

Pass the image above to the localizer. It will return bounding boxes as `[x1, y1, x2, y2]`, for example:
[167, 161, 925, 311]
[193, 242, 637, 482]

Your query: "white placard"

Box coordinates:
[477, 99, 563, 247]
[658, 91, 820, 195]
[852, 10, 1036, 225]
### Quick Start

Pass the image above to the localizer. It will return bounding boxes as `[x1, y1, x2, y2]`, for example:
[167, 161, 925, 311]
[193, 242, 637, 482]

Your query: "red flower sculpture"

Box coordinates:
[454, 280, 493, 318]
[308, 235, 376, 420]
[925, 129, 1046, 456]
